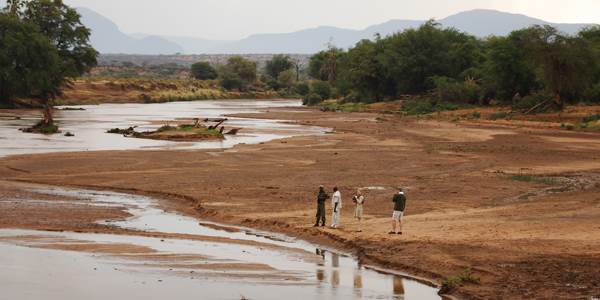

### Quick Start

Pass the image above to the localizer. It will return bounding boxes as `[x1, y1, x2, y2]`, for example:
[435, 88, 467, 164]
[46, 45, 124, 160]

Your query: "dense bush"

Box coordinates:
[431, 76, 482, 104]
[401, 99, 471, 115]
[303, 93, 323, 106]
[310, 81, 332, 100]
[584, 82, 600, 103]
[512, 90, 554, 112]
[218, 56, 256, 91]
[294, 82, 310, 96]
[190, 62, 218, 80]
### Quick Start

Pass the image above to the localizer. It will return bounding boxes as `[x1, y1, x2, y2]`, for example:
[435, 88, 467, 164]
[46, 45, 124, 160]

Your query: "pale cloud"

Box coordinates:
[2, 0, 599, 39]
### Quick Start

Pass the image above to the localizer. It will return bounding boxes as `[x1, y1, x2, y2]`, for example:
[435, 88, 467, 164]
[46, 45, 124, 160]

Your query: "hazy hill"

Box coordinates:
[440, 9, 591, 37]
[77, 7, 183, 55]
[214, 9, 594, 53]
[78, 8, 596, 54]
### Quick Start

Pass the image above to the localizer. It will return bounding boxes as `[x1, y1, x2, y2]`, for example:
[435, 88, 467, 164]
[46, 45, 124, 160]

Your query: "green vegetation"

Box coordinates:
[320, 101, 368, 112]
[190, 62, 218, 80]
[400, 99, 472, 115]
[440, 268, 481, 294]
[1, 0, 97, 133]
[302, 80, 333, 105]
[108, 123, 224, 141]
[508, 174, 558, 185]
[21, 120, 59, 134]
[218, 56, 257, 91]
[306, 21, 600, 112]
[582, 113, 600, 123]
[0, 13, 61, 108]
[153, 124, 224, 138]
[561, 113, 600, 130]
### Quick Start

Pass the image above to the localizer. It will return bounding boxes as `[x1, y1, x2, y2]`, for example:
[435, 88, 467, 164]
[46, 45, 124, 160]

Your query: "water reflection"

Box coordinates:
[353, 272, 363, 289]
[314, 248, 419, 299]
[330, 252, 340, 287]
[394, 276, 406, 296]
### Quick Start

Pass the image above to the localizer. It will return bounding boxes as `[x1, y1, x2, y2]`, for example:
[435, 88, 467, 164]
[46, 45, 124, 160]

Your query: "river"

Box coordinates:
[0, 99, 325, 157]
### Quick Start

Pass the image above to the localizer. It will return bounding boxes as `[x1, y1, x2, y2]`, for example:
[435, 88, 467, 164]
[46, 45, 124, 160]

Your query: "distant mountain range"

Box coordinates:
[78, 8, 596, 55]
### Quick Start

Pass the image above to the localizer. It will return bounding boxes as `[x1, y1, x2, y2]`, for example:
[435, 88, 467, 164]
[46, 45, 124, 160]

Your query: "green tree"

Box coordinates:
[23, 0, 97, 80]
[578, 26, 600, 98]
[265, 54, 293, 79]
[190, 61, 217, 80]
[0, 13, 62, 107]
[345, 38, 385, 102]
[521, 25, 595, 108]
[480, 34, 539, 102]
[218, 67, 244, 91]
[310, 80, 332, 100]
[277, 69, 296, 90]
[379, 20, 480, 95]
[308, 46, 344, 84]
[1, 0, 97, 129]
[218, 56, 256, 90]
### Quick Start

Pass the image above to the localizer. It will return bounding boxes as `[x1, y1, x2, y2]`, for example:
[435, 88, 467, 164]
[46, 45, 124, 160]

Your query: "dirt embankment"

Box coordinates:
[1, 107, 600, 299]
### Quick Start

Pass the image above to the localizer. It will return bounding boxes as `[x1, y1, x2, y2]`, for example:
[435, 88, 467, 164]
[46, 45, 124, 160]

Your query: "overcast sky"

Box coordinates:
[3, 0, 600, 39]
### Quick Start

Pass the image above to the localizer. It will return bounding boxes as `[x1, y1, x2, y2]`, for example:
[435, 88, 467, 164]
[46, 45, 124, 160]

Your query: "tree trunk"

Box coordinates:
[42, 105, 54, 126]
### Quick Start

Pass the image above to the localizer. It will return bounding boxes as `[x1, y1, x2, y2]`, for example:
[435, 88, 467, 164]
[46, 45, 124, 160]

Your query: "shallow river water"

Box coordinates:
[0, 99, 325, 157]
[0, 187, 441, 300]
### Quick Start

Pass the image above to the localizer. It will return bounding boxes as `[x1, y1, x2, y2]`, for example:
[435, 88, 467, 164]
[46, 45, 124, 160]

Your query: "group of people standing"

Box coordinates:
[314, 185, 407, 235]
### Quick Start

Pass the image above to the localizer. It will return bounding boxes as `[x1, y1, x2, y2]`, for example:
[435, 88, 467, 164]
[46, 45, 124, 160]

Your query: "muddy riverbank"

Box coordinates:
[2, 102, 600, 299]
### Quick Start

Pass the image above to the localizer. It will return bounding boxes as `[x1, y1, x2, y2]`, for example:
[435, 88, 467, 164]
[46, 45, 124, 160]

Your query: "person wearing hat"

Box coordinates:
[314, 185, 328, 227]
[352, 189, 365, 232]
[390, 187, 406, 235]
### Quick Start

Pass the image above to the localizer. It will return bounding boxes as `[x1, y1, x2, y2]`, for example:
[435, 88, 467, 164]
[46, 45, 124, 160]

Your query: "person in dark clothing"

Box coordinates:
[314, 185, 328, 227]
[390, 187, 407, 235]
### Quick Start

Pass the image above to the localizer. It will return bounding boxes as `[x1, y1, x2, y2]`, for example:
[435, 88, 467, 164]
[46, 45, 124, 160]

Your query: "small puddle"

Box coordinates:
[0, 187, 441, 300]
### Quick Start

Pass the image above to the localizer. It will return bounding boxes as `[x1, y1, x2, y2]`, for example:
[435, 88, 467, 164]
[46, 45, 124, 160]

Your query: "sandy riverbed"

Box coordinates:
[1, 104, 600, 299]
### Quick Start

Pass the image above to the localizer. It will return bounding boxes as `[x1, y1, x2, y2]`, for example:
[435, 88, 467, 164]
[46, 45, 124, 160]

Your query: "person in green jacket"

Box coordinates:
[390, 187, 406, 235]
[314, 185, 328, 227]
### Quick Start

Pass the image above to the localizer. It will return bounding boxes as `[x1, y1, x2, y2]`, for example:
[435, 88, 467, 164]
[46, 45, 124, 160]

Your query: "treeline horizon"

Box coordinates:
[3, 1, 600, 114]
[303, 20, 600, 111]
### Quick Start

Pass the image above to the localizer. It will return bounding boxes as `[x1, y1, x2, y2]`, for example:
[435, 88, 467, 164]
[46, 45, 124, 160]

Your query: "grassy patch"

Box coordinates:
[320, 101, 369, 112]
[440, 268, 480, 294]
[507, 174, 559, 185]
[560, 123, 576, 130]
[152, 124, 224, 138]
[488, 111, 509, 120]
[400, 100, 472, 116]
[21, 121, 60, 135]
[577, 113, 600, 130]
[582, 113, 600, 123]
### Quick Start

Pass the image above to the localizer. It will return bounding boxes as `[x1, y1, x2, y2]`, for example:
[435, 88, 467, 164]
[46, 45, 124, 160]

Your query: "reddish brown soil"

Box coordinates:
[1, 107, 600, 299]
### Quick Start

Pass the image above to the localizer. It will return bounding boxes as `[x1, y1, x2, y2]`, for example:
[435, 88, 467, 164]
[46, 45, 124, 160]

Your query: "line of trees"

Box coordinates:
[190, 54, 305, 95]
[305, 21, 600, 110]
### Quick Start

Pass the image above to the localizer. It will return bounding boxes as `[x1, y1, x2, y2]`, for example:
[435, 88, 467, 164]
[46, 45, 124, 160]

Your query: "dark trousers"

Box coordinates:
[315, 202, 326, 225]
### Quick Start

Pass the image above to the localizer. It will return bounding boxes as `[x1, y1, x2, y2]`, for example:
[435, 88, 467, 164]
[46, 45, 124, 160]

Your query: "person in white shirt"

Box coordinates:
[352, 189, 365, 232]
[330, 187, 342, 228]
